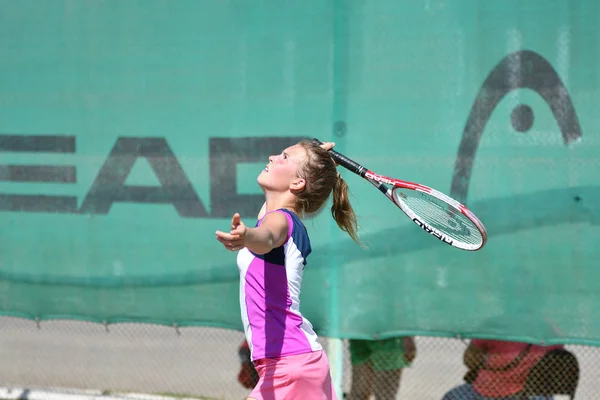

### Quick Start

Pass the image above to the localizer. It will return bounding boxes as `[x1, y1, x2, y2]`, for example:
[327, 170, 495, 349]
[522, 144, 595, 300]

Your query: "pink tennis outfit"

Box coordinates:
[237, 209, 337, 400]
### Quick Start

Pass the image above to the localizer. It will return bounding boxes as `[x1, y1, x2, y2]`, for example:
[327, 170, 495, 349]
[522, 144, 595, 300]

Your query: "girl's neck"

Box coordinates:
[263, 191, 296, 214]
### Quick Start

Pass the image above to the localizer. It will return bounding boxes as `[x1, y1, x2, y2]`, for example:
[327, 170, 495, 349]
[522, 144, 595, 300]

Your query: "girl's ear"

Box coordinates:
[290, 177, 306, 192]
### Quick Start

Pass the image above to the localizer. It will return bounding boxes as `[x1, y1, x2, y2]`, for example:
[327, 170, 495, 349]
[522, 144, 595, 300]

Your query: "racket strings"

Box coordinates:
[395, 190, 482, 245]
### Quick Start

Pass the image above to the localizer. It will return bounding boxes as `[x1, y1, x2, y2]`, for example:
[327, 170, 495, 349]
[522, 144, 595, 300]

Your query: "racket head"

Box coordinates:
[391, 186, 487, 251]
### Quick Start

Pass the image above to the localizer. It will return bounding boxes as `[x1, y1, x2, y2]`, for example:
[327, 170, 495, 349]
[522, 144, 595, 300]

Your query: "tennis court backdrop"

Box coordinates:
[0, 1, 599, 399]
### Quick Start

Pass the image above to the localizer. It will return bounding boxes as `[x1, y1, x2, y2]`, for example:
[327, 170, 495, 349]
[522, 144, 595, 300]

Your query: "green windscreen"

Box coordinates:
[0, 0, 598, 346]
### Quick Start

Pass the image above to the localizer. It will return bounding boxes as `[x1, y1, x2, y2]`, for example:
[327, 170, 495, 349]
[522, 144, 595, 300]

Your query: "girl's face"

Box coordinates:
[257, 144, 307, 192]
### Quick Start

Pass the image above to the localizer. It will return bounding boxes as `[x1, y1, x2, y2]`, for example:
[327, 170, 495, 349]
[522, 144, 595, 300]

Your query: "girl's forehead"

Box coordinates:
[284, 144, 307, 158]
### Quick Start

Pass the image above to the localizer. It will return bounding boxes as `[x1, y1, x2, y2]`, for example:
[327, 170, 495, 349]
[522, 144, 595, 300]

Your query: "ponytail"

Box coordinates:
[295, 139, 362, 246]
[331, 173, 361, 245]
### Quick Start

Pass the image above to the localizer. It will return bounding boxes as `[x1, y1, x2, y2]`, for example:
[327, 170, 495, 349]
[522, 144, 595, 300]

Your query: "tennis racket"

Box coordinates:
[314, 138, 488, 251]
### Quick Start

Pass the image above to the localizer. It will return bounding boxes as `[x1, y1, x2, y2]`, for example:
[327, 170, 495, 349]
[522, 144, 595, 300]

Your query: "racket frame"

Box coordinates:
[314, 139, 488, 251]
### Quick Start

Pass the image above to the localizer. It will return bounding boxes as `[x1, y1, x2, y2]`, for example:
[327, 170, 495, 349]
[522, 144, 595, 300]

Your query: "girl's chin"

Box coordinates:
[256, 180, 284, 193]
[256, 177, 271, 191]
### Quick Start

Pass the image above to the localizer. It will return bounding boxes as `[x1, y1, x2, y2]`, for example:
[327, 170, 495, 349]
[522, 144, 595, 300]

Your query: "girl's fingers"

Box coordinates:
[216, 235, 244, 247]
[231, 213, 241, 229]
[216, 231, 241, 241]
[225, 243, 243, 252]
[216, 228, 245, 251]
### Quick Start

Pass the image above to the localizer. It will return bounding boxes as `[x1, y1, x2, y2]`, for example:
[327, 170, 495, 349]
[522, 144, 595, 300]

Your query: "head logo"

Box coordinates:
[450, 50, 583, 204]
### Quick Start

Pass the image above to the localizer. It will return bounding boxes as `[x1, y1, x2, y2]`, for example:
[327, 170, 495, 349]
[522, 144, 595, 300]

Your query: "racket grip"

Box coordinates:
[311, 138, 365, 177]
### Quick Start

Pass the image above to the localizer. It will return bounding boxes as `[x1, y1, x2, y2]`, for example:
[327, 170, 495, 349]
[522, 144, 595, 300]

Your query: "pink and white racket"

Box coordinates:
[314, 138, 488, 251]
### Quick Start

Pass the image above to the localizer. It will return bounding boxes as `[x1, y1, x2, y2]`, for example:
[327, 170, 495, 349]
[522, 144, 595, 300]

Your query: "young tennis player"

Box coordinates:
[216, 139, 360, 399]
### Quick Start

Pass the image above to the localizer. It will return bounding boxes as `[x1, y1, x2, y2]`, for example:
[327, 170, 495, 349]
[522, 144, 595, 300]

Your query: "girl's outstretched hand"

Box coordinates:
[216, 213, 247, 252]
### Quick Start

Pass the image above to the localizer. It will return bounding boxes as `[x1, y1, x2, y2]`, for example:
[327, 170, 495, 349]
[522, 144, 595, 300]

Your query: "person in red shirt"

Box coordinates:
[442, 339, 562, 400]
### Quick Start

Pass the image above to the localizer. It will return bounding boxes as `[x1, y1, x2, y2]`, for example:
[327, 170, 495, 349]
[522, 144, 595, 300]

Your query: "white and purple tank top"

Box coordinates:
[237, 209, 322, 361]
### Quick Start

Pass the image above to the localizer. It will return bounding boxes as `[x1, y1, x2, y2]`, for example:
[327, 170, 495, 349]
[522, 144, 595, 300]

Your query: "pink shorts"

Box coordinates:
[249, 350, 338, 400]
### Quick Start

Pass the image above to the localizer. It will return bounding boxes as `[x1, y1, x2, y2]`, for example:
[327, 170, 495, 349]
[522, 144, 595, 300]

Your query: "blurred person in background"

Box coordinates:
[442, 339, 562, 400]
[237, 339, 259, 390]
[347, 336, 416, 400]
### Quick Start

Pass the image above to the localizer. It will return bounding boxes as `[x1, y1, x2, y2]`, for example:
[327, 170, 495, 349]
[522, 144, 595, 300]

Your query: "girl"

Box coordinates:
[216, 139, 360, 400]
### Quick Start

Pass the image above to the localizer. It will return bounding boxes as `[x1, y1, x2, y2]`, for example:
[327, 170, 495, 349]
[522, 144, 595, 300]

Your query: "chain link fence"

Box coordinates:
[0, 317, 596, 399]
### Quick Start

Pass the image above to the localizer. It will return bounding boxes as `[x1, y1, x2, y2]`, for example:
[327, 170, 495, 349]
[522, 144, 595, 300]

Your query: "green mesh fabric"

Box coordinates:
[0, 1, 599, 346]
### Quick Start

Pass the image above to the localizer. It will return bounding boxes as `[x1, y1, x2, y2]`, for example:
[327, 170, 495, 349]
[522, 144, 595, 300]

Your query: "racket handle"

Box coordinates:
[311, 138, 366, 177]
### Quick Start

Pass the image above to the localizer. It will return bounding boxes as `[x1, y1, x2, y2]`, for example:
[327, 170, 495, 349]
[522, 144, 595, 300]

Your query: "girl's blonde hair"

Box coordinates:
[294, 140, 360, 244]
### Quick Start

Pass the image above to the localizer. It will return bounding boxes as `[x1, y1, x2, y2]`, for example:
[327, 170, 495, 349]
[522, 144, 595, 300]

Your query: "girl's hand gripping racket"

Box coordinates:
[314, 139, 487, 251]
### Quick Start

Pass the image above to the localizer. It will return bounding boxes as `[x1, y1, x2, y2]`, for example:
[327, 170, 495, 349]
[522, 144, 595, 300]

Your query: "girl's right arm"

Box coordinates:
[216, 212, 289, 255]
